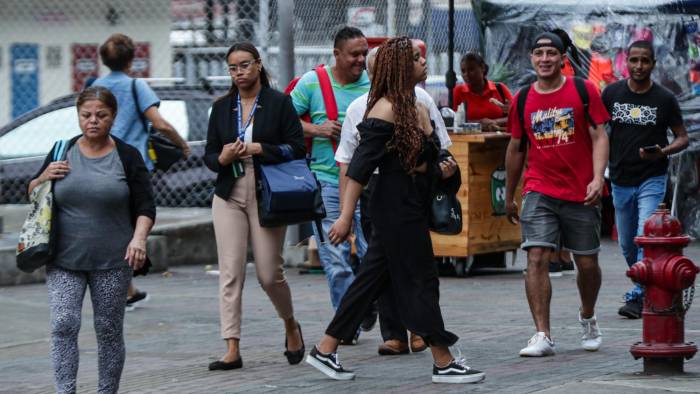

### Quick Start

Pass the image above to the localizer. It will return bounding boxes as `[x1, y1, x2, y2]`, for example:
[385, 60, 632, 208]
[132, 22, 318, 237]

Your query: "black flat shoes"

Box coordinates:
[208, 357, 242, 371]
[284, 322, 306, 365]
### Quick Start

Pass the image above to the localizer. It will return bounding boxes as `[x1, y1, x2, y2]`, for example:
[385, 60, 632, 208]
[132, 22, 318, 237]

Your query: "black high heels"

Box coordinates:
[284, 322, 305, 365]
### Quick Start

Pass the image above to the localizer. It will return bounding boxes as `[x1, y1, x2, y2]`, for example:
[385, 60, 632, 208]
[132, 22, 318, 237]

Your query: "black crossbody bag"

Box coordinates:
[131, 79, 184, 171]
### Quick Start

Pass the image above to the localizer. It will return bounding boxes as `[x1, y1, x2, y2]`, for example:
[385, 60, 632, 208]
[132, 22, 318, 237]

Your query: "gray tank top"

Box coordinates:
[52, 144, 133, 271]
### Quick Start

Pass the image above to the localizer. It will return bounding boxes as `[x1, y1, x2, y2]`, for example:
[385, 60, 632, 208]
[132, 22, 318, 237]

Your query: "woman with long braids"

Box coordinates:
[305, 37, 485, 384]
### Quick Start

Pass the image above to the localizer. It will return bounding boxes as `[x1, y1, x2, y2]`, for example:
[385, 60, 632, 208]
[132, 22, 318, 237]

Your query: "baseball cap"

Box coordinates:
[531, 32, 565, 54]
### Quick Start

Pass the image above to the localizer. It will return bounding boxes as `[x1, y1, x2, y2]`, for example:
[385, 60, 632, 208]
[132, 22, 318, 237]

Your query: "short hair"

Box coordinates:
[460, 52, 489, 75]
[627, 40, 655, 60]
[99, 33, 135, 71]
[76, 86, 118, 115]
[333, 26, 365, 49]
[366, 46, 379, 74]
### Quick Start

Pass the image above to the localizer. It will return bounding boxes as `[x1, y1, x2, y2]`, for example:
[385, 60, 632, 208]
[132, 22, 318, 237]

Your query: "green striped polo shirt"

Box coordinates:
[290, 66, 370, 185]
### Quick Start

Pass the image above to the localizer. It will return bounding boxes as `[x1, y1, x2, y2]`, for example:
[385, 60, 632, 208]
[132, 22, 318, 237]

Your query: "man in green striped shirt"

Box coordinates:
[290, 27, 370, 325]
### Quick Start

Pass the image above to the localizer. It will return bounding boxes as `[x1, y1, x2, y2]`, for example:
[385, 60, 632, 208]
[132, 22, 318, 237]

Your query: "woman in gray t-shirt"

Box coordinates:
[28, 86, 155, 394]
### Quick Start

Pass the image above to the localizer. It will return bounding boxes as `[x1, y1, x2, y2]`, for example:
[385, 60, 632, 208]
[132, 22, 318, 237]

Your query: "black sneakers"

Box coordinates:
[360, 302, 378, 332]
[548, 261, 563, 277]
[560, 260, 575, 274]
[305, 346, 355, 380]
[126, 291, 149, 312]
[522, 262, 563, 278]
[432, 358, 485, 384]
[618, 298, 643, 319]
[339, 329, 360, 346]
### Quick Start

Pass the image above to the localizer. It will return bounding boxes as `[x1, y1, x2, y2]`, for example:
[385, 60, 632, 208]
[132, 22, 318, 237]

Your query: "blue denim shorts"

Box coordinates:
[520, 191, 601, 255]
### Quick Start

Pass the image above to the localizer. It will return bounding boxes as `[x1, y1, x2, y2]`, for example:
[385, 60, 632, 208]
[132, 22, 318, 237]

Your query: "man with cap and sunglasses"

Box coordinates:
[504, 32, 611, 357]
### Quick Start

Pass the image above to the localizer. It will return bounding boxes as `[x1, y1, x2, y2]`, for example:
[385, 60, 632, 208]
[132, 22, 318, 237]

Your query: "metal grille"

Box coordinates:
[0, 0, 481, 207]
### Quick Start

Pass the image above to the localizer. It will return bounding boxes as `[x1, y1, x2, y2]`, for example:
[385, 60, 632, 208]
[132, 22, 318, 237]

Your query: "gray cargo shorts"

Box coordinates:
[520, 191, 601, 255]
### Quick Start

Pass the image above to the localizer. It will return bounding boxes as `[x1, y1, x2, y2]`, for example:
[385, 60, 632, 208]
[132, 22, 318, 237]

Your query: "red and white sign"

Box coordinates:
[71, 44, 98, 92]
[131, 42, 151, 78]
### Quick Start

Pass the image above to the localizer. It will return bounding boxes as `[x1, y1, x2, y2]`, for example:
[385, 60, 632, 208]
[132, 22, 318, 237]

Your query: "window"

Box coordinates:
[159, 100, 189, 139]
[0, 106, 80, 159]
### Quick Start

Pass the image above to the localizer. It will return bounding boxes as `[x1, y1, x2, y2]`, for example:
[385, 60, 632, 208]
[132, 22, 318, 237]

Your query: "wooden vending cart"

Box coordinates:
[430, 132, 522, 276]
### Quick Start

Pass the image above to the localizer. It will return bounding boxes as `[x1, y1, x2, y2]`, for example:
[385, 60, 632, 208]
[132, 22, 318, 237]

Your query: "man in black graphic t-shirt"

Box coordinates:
[602, 40, 688, 319]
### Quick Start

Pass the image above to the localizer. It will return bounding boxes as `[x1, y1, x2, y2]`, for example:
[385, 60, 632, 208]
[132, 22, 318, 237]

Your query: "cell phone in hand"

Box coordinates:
[642, 145, 661, 153]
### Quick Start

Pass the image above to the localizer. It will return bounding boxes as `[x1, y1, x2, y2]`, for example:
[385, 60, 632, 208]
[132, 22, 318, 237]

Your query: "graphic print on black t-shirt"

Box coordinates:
[611, 102, 657, 126]
[530, 107, 575, 148]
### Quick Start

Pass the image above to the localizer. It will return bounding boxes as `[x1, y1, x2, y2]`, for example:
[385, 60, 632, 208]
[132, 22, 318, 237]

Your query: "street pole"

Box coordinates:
[277, 0, 299, 248]
[277, 0, 295, 88]
[446, 0, 456, 109]
[259, 0, 270, 64]
[387, 0, 396, 37]
[205, 0, 215, 45]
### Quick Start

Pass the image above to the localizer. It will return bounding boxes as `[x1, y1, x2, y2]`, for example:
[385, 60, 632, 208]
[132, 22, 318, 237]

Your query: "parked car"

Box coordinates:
[0, 85, 227, 207]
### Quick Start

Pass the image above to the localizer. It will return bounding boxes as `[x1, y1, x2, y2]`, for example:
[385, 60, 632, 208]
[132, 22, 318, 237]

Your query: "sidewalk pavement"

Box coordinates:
[1, 239, 699, 393]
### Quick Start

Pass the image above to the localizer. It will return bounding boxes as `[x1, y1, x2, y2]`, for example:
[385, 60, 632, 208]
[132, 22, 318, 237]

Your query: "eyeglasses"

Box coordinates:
[228, 60, 258, 73]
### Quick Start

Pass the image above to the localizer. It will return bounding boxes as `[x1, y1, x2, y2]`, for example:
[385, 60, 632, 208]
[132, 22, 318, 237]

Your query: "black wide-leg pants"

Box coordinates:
[359, 175, 410, 343]
[324, 232, 458, 347]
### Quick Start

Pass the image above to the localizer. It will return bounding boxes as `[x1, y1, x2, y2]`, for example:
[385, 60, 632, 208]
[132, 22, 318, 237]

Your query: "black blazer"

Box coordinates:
[204, 86, 306, 200]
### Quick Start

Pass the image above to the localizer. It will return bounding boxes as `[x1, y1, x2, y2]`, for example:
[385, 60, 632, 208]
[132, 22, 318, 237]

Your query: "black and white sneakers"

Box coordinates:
[305, 346, 355, 380]
[432, 358, 486, 384]
[307, 346, 485, 384]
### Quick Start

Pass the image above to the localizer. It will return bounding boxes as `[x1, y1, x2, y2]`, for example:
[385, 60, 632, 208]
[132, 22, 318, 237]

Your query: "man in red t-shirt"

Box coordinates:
[505, 32, 611, 357]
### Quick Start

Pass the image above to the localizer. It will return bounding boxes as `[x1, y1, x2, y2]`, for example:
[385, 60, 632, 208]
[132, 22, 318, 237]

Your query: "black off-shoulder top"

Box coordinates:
[346, 118, 440, 185]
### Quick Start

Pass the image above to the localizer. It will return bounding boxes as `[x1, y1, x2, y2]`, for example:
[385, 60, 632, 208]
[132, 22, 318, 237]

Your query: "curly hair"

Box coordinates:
[365, 36, 422, 171]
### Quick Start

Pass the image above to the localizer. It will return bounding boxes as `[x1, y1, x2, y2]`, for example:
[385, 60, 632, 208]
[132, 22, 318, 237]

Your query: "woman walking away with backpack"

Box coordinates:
[204, 42, 307, 371]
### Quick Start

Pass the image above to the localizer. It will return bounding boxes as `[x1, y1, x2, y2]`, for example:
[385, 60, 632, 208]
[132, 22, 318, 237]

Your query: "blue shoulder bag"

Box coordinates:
[258, 158, 326, 231]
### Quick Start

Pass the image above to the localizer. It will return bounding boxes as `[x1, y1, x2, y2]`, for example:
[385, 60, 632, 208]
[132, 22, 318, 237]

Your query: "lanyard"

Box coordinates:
[237, 93, 259, 141]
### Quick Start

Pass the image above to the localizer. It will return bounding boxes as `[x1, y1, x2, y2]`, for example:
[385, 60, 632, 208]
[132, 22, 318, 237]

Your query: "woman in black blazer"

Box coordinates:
[204, 42, 306, 371]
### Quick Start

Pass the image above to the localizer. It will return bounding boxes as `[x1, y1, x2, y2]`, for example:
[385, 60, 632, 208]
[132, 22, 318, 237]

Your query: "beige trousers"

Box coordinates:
[212, 160, 293, 339]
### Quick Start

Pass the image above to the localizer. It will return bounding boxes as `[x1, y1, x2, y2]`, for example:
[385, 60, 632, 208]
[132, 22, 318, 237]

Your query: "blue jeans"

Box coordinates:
[612, 175, 667, 299]
[313, 180, 367, 309]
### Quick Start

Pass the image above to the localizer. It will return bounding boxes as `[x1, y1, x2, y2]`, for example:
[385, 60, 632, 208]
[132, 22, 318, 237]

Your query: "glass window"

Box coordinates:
[0, 100, 192, 160]
[159, 100, 189, 139]
[0, 106, 80, 159]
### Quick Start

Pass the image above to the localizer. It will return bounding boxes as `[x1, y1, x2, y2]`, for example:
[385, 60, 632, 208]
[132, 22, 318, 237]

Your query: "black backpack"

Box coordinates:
[516, 77, 597, 152]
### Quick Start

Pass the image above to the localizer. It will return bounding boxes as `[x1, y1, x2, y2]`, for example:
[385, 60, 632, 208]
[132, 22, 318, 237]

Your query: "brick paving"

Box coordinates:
[1, 239, 699, 393]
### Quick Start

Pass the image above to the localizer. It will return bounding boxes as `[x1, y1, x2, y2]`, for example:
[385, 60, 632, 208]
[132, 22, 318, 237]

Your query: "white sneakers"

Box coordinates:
[519, 332, 555, 357]
[579, 313, 602, 351]
[521, 314, 602, 356]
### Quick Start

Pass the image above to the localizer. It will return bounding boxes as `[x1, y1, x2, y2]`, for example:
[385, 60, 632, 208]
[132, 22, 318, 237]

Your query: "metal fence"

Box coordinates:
[0, 0, 481, 206]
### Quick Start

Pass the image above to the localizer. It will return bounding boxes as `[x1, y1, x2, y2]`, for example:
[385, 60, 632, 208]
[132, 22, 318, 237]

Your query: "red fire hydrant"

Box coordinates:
[627, 204, 699, 374]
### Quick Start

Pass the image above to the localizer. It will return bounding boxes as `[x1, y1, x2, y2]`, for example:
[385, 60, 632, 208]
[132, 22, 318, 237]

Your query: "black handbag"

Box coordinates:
[131, 79, 184, 171]
[430, 188, 463, 235]
[429, 149, 463, 235]
[147, 132, 183, 171]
